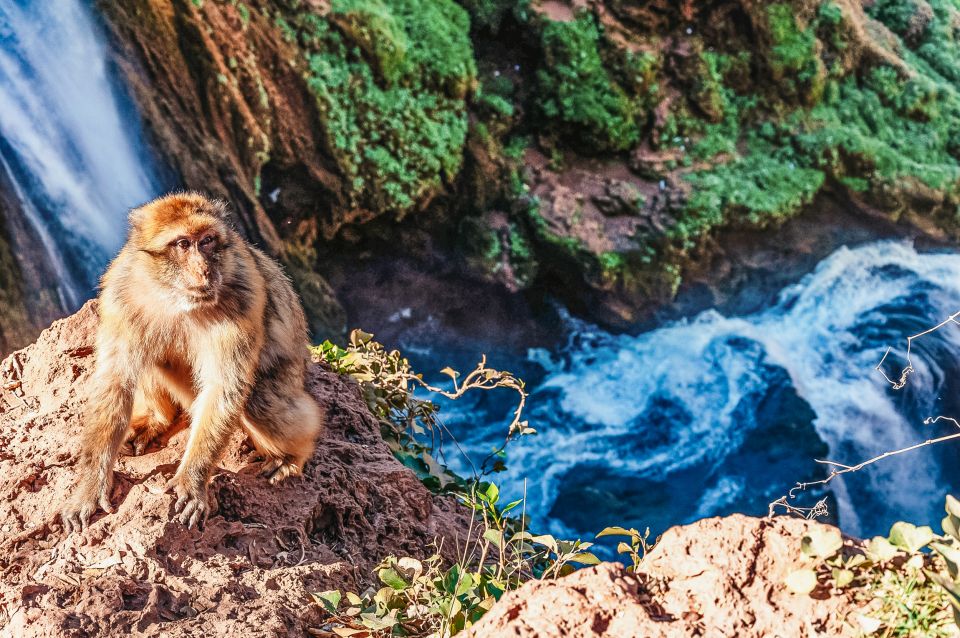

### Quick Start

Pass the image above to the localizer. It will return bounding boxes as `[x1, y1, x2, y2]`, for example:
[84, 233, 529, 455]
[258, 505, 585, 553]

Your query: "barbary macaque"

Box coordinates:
[61, 192, 322, 531]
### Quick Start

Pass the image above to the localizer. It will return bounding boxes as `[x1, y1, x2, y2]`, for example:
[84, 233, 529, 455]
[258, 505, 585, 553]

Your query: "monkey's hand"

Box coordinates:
[167, 477, 209, 529]
[61, 476, 114, 533]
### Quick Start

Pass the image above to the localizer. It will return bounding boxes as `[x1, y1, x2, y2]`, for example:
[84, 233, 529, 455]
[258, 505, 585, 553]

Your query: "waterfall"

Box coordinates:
[0, 0, 159, 310]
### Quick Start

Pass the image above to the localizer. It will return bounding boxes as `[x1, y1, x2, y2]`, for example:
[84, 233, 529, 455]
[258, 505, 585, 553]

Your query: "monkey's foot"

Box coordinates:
[259, 458, 302, 484]
[122, 417, 169, 456]
[167, 479, 209, 529]
[61, 484, 114, 533]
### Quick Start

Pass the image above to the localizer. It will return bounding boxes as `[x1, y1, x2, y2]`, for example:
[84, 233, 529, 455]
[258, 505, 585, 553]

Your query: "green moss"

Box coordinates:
[237, 2, 250, 27]
[667, 0, 960, 247]
[766, 3, 825, 102]
[283, 0, 476, 215]
[536, 16, 640, 152]
[682, 152, 824, 242]
[508, 225, 532, 261]
[475, 78, 515, 119]
[598, 251, 625, 273]
[797, 68, 960, 191]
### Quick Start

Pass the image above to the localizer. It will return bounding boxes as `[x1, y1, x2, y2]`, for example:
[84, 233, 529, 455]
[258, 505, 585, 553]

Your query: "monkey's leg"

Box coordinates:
[61, 340, 140, 532]
[243, 388, 322, 484]
[123, 368, 181, 456]
[168, 342, 253, 528]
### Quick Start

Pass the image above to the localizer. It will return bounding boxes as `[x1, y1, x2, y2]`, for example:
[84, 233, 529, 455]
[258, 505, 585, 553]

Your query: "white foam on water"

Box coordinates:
[463, 241, 960, 538]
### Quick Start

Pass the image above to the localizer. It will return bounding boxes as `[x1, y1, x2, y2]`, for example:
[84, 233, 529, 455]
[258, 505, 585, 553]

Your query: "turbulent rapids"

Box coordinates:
[428, 241, 960, 540]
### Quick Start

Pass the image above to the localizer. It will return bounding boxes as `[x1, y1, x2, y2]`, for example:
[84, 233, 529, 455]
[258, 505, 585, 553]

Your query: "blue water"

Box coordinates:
[0, 0, 160, 309]
[400, 241, 960, 541]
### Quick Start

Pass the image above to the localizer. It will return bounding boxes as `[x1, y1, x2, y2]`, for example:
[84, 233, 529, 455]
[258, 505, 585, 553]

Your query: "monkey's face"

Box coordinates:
[129, 194, 237, 312]
[162, 226, 225, 307]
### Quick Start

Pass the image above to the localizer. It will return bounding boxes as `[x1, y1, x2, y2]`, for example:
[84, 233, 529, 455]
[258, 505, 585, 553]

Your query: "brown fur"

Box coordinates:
[61, 192, 322, 531]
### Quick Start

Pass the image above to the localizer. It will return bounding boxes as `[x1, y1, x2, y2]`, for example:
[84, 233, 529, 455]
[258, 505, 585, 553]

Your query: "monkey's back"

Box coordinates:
[242, 244, 313, 423]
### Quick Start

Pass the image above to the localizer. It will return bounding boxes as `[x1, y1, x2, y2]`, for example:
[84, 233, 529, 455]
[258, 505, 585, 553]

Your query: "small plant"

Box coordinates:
[785, 497, 960, 636]
[596, 526, 655, 573]
[309, 333, 640, 637]
[312, 329, 531, 488]
[312, 481, 603, 636]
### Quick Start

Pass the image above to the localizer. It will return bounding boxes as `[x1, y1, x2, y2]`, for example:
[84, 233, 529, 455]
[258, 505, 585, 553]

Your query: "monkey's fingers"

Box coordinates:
[98, 493, 115, 514]
[61, 511, 78, 534]
[260, 459, 302, 484]
[61, 502, 96, 534]
[258, 458, 283, 478]
[79, 507, 93, 530]
[174, 497, 207, 529]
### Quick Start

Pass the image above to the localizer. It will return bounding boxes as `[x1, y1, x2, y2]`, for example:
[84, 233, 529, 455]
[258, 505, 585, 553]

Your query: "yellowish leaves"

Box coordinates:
[784, 569, 818, 594]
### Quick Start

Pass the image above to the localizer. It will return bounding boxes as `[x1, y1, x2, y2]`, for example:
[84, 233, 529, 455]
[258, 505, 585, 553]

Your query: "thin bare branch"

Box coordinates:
[772, 306, 960, 519]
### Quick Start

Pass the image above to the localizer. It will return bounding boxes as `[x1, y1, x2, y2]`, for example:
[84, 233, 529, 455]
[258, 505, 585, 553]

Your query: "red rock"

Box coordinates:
[464, 515, 858, 638]
[0, 302, 467, 637]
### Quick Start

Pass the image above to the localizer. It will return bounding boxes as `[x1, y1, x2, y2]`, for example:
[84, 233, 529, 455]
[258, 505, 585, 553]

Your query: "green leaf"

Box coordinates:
[529, 534, 559, 553]
[800, 528, 842, 559]
[378, 567, 408, 591]
[865, 536, 898, 562]
[350, 329, 374, 346]
[501, 499, 523, 514]
[947, 494, 960, 519]
[483, 528, 503, 548]
[784, 569, 818, 594]
[617, 541, 633, 554]
[485, 482, 500, 504]
[360, 610, 397, 631]
[596, 526, 634, 539]
[440, 366, 460, 380]
[311, 590, 342, 614]
[396, 557, 424, 581]
[570, 551, 601, 565]
[943, 514, 960, 542]
[443, 565, 461, 594]
[944, 496, 960, 541]
[832, 568, 854, 588]
[932, 541, 960, 579]
[454, 572, 475, 597]
[888, 521, 935, 553]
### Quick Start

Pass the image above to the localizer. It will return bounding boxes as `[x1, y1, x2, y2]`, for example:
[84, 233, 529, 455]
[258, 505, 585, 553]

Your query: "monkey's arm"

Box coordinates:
[61, 325, 142, 532]
[168, 326, 258, 528]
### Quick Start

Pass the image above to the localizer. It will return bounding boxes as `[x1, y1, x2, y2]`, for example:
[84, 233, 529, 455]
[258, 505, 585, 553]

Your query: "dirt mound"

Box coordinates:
[0, 302, 467, 637]
[465, 514, 858, 638]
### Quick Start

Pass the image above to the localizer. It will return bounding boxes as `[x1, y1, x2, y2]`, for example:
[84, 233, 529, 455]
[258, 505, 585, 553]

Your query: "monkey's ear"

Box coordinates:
[128, 205, 148, 233]
[205, 198, 231, 220]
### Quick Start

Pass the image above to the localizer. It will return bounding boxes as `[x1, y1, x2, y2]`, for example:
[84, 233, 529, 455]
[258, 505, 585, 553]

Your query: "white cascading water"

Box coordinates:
[0, 0, 158, 309]
[437, 241, 960, 540]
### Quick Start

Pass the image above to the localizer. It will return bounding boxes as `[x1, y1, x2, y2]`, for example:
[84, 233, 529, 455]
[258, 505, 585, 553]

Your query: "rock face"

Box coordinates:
[464, 515, 857, 638]
[86, 0, 960, 336]
[0, 303, 467, 637]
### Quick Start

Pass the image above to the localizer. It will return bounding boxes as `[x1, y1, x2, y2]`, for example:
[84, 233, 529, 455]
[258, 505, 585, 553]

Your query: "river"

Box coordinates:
[361, 241, 960, 542]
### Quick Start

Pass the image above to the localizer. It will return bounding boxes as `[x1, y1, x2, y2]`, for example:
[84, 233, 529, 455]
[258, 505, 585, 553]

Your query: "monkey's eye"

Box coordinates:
[174, 239, 190, 250]
[199, 235, 215, 248]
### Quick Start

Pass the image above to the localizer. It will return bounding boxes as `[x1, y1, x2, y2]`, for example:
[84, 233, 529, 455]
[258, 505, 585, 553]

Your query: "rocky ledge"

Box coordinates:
[0, 303, 467, 637]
